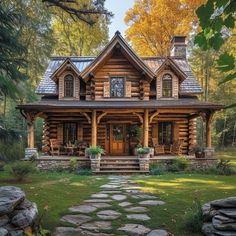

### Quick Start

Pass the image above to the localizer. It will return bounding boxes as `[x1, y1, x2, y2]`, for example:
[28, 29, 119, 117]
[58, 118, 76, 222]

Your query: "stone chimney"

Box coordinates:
[170, 36, 187, 58]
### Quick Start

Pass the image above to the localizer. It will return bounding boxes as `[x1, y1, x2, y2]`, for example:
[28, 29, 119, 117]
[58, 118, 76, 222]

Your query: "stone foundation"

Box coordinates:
[36, 157, 90, 170]
[24, 148, 38, 160]
[150, 157, 218, 169]
[139, 158, 150, 171]
[90, 159, 100, 172]
[204, 148, 215, 158]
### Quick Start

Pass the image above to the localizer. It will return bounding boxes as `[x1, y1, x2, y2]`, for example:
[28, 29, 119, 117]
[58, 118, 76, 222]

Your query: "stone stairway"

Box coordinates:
[94, 156, 149, 174]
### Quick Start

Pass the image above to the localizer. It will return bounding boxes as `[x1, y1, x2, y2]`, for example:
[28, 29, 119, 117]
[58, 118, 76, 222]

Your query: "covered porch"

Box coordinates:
[17, 99, 222, 172]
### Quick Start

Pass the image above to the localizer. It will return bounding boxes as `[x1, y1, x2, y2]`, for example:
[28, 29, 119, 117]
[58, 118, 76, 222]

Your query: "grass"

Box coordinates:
[216, 147, 236, 167]
[133, 173, 236, 236]
[0, 171, 107, 231]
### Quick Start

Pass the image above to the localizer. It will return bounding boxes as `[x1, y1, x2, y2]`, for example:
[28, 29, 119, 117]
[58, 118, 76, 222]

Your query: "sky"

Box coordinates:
[105, 0, 135, 39]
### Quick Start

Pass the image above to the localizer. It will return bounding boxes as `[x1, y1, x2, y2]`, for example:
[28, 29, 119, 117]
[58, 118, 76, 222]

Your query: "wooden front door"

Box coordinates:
[110, 124, 126, 155]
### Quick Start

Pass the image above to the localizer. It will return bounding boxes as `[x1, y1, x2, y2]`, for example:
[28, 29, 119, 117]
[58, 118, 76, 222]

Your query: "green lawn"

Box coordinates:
[0, 172, 108, 230]
[0, 171, 235, 235]
[216, 147, 236, 167]
[133, 174, 236, 236]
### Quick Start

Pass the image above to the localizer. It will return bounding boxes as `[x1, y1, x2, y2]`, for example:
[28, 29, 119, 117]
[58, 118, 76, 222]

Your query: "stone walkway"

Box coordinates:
[54, 176, 170, 236]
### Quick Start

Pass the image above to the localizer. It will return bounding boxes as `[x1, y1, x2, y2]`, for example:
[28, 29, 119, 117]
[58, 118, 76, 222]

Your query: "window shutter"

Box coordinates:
[126, 81, 131, 97]
[104, 81, 110, 98]
[57, 124, 63, 143]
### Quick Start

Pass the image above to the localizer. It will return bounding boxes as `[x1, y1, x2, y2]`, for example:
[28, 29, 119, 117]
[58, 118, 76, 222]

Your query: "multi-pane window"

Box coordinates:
[110, 77, 124, 97]
[162, 74, 172, 97]
[64, 75, 74, 97]
[64, 122, 77, 144]
[158, 122, 173, 145]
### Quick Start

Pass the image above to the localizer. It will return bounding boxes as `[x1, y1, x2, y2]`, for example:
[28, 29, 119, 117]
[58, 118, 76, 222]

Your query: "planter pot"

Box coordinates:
[138, 153, 150, 159]
[89, 153, 101, 160]
[195, 151, 205, 158]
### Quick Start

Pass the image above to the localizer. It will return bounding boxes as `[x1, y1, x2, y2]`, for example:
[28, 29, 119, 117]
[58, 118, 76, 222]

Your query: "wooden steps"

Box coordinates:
[94, 157, 149, 174]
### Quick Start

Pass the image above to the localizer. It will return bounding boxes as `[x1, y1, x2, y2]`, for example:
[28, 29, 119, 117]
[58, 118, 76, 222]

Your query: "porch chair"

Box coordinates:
[50, 139, 62, 156]
[152, 138, 165, 155]
[170, 139, 184, 155]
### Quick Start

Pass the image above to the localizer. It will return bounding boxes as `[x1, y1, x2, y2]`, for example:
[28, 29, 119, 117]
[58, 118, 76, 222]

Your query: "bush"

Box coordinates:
[149, 163, 166, 175]
[86, 146, 104, 155]
[167, 157, 189, 172]
[137, 147, 150, 154]
[69, 158, 78, 172]
[182, 199, 203, 233]
[0, 161, 5, 171]
[77, 168, 91, 176]
[8, 161, 36, 181]
[0, 141, 24, 162]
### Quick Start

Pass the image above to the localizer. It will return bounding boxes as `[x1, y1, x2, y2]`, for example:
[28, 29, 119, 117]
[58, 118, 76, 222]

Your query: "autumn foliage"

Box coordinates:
[125, 0, 206, 56]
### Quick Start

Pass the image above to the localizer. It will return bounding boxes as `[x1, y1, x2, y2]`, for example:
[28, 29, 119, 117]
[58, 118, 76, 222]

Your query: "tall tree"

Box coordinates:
[124, 0, 206, 56]
[0, 3, 27, 115]
[43, 0, 113, 25]
[52, 7, 109, 56]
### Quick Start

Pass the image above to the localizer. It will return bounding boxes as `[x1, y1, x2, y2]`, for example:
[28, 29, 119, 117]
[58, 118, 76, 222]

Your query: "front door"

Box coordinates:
[110, 124, 126, 155]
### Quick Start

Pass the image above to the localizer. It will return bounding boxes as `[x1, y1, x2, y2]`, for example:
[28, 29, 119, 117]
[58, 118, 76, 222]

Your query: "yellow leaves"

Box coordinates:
[124, 0, 207, 56]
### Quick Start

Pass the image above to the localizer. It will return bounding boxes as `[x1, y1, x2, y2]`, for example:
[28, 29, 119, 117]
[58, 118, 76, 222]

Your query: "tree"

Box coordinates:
[0, 3, 27, 115]
[195, 0, 236, 88]
[124, 0, 206, 56]
[43, 0, 113, 25]
[52, 7, 109, 56]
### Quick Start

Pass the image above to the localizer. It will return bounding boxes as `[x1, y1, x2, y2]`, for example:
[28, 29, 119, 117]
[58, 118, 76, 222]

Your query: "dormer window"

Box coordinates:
[64, 75, 74, 97]
[110, 77, 125, 98]
[162, 74, 172, 97]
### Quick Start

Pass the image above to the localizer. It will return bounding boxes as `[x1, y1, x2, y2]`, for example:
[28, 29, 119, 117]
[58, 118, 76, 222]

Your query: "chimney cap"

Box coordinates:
[171, 36, 186, 44]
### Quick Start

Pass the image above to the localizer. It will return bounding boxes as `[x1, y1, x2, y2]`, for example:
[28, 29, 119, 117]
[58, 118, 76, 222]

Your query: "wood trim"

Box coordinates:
[80, 112, 91, 124]
[149, 111, 159, 123]
[132, 112, 143, 123]
[97, 112, 108, 124]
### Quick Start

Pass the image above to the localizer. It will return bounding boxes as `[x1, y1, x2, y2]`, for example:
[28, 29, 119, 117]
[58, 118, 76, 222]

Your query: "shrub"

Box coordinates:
[182, 199, 203, 233]
[0, 141, 24, 162]
[167, 157, 189, 172]
[69, 158, 78, 172]
[149, 163, 166, 175]
[0, 161, 5, 171]
[86, 146, 104, 155]
[77, 168, 91, 176]
[137, 147, 150, 154]
[8, 161, 36, 181]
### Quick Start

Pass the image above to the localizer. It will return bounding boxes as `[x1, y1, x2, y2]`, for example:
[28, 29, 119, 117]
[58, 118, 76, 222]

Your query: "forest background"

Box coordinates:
[0, 0, 235, 160]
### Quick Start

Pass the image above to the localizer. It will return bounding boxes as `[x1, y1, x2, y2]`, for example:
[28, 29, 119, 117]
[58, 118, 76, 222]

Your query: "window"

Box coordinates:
[64, 122, 77, 144]
[158, 122, 173, 145]
[64, 75, 74, 97]
[162, 74, 172, 97]
[110, 77, 125, 97]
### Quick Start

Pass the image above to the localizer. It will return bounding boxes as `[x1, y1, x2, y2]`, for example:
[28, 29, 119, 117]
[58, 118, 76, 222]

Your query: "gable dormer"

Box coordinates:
[155, 57, 187, 100]
[50, 58, 81, 100]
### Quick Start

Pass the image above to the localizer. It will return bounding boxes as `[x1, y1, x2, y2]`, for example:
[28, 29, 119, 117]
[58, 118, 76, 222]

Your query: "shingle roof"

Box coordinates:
[36, 56, 202, 95]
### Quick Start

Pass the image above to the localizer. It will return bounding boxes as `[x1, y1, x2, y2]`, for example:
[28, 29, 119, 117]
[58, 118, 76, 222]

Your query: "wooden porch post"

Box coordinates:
[91, 110, 97, 146]
[27, 122, 35, 148]
[206, 111, 214, 148]
[143, 109, 149, 147]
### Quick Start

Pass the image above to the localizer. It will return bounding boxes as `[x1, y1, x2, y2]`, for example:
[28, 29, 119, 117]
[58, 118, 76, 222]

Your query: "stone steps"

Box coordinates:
[94, 170, 149, 174]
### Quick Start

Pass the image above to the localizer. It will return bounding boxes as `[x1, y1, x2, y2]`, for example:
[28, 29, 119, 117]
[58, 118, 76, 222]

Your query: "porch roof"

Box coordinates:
[17, 98, 223, 111]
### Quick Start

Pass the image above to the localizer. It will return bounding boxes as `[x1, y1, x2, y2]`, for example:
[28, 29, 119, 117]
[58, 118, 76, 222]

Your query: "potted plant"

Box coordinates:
[133, 143, 142, 156]
[137, 147, 151, 159]
[190, 146, 205, 158]
[86, 146, 104, 160]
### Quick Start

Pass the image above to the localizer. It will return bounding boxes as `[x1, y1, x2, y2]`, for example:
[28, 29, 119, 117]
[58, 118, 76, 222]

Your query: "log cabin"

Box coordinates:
[18, 32, 223, 173]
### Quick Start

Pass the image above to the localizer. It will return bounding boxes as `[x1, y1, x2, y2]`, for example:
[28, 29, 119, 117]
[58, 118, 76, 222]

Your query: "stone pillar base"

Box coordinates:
[24, 148, 38, 160]
[204, 148, 215, 158]
[91, 159, 100, 172]
[139, 158, 149, 171]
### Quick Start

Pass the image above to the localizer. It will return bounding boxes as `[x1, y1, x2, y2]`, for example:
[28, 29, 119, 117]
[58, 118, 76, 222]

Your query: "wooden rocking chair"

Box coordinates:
[50, 139, 62, 156]
[170, 139, 184, 155]
[152, 138, 165, 155]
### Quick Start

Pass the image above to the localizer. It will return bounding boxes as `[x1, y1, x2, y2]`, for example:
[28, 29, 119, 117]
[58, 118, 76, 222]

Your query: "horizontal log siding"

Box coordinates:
[93, 54, 150, 100]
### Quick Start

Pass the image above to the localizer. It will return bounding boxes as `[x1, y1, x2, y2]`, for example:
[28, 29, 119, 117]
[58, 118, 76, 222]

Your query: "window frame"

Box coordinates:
[63, 122, 77, 144]
[158, 122, 173, 145]
[109, 76, 126, 98]
[162, 74, 173, 98]
[64, 74, 74, 98]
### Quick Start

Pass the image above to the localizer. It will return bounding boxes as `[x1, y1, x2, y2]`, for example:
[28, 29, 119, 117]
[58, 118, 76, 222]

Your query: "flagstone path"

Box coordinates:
[53, 176, 170, 236]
